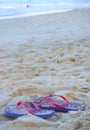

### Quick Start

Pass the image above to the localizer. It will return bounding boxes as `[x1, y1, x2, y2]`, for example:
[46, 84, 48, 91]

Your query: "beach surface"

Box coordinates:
[0, 9, 90, 130]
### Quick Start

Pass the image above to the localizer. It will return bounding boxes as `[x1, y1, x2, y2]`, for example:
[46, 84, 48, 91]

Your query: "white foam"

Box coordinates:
[0, 9, 72, 20]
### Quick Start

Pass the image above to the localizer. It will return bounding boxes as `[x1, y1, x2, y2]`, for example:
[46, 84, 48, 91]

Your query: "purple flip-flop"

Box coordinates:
[5, 101, 55, 118]
[35, 94, 85, 112]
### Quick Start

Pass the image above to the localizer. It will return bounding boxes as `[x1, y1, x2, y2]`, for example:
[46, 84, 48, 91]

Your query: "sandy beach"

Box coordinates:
[0, 8, 90, 130]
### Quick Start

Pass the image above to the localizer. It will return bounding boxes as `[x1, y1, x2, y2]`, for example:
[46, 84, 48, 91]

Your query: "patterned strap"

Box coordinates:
[45, 98, 67, 109]
[39, 96, 50, 104]
[50, 94, 70, 103]
[39, 94, 70, 109]
[16, 101, 40, 114]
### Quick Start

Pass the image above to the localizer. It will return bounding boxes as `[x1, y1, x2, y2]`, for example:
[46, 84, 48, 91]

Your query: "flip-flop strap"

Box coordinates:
[39, 96, 50, 104]
[27, 102, 41, 111]
[16, 101, 40, 114]
[45, 98, 67, 109]
[39, 95, 70, 104]
[50, 94, 70, 104]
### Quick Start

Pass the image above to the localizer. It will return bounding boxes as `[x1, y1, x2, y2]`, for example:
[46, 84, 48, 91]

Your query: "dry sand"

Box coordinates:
[0, 9, 90, 130]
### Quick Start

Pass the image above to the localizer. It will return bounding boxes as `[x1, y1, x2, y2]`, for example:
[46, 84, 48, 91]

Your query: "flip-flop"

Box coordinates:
[35, 94, 85, 112]
[5, 101, 55, 118]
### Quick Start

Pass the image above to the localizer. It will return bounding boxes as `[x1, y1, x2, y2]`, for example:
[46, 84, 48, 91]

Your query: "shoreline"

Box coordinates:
[0, 4, 90, 20]
[0, 9, 72, 20]
[0, 8, 90, 47]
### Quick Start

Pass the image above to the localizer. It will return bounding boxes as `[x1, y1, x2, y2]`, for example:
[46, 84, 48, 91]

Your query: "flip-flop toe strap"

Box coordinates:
[39, 94, 70, 109]
[50, 94, 70, 103]
[45, 99, 67, 109]
[16, 101, 40, 114]
[39, 94, 70, 104]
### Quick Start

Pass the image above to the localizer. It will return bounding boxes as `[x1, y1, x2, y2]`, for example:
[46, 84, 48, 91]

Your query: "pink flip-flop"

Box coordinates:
[35, 94, 85, 112]
[5, 101, 55, 118]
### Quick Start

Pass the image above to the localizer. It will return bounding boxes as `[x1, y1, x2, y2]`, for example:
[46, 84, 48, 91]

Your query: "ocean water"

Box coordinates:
[0, 0, 90, 18]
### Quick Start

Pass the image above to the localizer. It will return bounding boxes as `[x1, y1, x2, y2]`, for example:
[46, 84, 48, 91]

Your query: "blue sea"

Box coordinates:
[0, 0, 90, 18]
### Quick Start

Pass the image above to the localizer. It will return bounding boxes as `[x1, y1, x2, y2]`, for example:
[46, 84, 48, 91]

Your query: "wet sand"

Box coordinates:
[0, 9, 90, 130]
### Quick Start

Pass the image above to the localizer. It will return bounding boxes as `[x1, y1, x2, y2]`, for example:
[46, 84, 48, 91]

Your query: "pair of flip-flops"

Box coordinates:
[5, 94, 85, 119]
